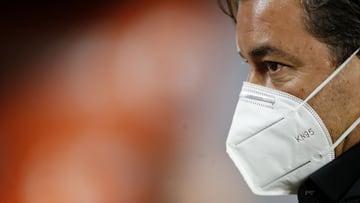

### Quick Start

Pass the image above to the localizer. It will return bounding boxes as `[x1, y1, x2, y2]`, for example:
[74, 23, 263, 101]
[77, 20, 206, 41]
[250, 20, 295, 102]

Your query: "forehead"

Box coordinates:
[236, 0, 306, 53]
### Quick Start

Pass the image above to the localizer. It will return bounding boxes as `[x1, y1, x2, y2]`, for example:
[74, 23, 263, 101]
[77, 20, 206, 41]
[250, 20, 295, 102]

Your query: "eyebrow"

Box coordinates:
[239, 45, 303, 66]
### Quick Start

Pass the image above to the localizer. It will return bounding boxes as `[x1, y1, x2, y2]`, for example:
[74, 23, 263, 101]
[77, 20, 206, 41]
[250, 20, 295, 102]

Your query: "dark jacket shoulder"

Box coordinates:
[298, 143, 360, 203]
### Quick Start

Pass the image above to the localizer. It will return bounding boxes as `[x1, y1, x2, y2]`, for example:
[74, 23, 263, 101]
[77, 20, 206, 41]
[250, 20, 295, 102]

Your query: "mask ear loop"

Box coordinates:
[299, 48, 360, 107]
[293, 48, 360, 159]
[312, 117, 360, 160]
[327, 117, 360, 153]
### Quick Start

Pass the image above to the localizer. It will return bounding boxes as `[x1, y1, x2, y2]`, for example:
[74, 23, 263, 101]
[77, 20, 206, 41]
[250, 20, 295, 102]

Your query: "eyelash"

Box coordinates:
[263, 61, 285, 73]
[241, 58, 289, 76]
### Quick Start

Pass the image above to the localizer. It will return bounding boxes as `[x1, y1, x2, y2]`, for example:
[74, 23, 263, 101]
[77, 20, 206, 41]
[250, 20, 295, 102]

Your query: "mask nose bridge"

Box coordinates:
[235, 90, 284, 146]
[240, 91, 276, 108]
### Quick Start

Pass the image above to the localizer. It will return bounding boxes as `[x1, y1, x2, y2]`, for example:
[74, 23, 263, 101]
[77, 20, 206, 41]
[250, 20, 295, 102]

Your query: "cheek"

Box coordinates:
[270, 75, 319, 100]
[275, 61, 334, 100]
[307, 74, 354, 141]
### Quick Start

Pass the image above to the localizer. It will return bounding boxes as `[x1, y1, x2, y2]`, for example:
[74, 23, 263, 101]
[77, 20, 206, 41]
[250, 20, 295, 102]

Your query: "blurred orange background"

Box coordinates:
[0, 1, 296, 203]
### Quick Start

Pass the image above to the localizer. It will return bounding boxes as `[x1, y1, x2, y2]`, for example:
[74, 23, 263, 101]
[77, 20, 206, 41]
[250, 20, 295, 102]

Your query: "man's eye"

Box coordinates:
[263, 61, 284, 73]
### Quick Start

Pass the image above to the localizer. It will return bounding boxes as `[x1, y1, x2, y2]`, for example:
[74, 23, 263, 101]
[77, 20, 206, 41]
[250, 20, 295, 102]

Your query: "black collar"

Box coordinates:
[298, 143, 360, 202]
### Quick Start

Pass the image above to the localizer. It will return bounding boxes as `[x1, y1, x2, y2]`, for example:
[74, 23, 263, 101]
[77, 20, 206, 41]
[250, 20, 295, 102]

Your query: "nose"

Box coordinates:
[247, 68, 267, 86]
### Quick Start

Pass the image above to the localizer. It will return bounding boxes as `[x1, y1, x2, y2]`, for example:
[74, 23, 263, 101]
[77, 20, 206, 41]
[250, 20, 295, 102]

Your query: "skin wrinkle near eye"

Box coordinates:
[237, 45, 304, 72]
[238, 45, 304, 88]
[249, 45, 303, 66]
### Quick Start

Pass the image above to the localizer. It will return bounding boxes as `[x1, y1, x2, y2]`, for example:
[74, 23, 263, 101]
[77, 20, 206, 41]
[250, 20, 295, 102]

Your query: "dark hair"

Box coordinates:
[218, 0, 360, 65]
[217, 0, 239, 24]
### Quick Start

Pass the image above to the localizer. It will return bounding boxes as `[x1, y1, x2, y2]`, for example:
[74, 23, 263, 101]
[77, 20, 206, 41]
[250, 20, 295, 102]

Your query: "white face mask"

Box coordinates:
[226, 49, 360, 196]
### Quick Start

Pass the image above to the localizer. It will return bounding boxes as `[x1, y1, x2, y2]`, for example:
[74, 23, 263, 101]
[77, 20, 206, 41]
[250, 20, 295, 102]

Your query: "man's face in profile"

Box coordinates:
[235, 0, 360, 155]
